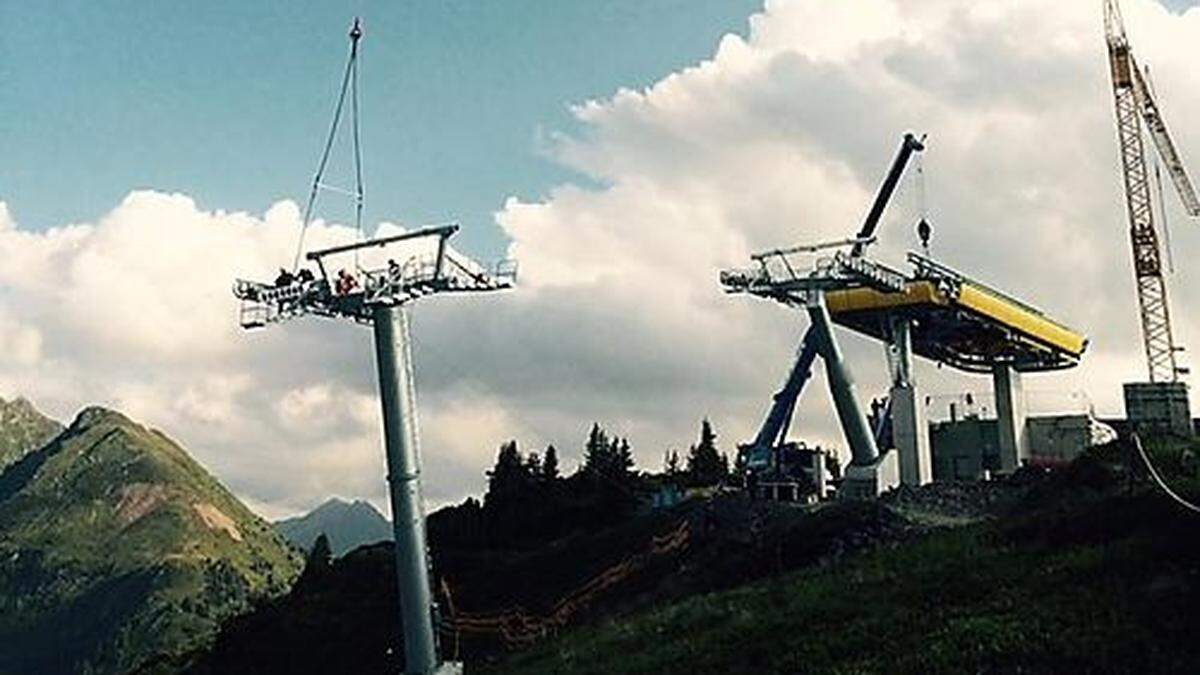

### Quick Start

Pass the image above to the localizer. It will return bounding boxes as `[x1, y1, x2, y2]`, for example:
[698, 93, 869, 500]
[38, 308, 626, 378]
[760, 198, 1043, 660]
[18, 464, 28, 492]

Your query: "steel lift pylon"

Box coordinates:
[236, 227, 514, 675]
[232, 20, 515, 675]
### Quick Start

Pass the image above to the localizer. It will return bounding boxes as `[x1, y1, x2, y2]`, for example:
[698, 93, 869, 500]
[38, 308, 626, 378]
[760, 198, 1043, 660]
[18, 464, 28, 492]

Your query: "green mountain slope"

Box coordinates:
[0, 406, 303, 675]
[276, 497, 392, 556]
[0, 396, 62, 473]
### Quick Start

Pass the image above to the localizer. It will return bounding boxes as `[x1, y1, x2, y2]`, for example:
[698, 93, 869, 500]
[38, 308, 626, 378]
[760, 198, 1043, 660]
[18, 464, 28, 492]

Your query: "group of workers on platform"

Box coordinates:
[271, 258, 406, 299]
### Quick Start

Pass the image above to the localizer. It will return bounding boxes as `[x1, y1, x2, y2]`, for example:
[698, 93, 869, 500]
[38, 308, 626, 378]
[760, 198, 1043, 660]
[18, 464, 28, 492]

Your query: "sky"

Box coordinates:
[2, 0, 1200, 520]
[1, 0, 761, 258]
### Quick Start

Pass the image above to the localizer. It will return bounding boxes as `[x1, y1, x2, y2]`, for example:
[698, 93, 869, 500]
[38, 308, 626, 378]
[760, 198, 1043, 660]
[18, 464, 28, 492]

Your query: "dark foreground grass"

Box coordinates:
[483, 489, 1200, 675]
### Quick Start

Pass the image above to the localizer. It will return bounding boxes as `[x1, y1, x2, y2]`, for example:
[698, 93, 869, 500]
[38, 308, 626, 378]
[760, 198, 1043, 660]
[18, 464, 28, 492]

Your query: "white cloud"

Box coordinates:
[2, 0, 1200, 518]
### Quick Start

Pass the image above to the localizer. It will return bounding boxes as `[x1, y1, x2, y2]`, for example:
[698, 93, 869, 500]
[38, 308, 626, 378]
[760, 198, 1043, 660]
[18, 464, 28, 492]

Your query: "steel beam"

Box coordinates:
[308, 224, 458, 262]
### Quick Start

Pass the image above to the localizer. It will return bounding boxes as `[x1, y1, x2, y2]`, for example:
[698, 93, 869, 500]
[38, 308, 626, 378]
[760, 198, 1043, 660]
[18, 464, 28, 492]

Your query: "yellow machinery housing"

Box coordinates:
[826, 266, 1087, 374]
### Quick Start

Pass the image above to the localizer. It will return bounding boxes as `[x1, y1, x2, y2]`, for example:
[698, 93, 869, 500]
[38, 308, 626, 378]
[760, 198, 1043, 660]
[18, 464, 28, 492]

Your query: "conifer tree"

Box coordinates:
[583, 423, 611, 476]
[543, 445, 560, 481]
[665, 449, 681, 476]
[296, 532, 333, 588]
[486, 440, 525, 505]
[616, 438, 635, 477]
[308, 533, 332, 569]
[686, 419, 728, 487]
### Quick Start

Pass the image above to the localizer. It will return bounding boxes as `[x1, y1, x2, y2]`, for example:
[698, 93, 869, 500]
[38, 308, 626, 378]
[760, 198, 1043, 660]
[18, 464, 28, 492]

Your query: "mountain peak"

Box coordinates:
[277, 497, 392, 557]
[312, 497, 382, 515]
[0, 395, 63, 473]
[70, 406, 134, 430]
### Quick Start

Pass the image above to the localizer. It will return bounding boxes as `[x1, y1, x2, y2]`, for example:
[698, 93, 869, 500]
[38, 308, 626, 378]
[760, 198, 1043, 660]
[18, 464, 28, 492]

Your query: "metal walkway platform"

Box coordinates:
[233, 224, 517, 328]
[723, 250, 1087, 374]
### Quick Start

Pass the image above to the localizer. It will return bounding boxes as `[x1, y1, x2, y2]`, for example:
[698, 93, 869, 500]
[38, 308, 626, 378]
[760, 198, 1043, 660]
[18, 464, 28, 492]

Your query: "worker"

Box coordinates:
[297, 268, 315, 284]
[335, 268, 359, 295]
[387, 258, 401, 281]
[274, 268, 295, 288]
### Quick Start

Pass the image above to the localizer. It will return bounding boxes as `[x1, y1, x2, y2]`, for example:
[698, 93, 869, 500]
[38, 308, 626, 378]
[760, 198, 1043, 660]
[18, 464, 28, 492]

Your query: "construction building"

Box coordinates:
[930, 412, 1118, 481]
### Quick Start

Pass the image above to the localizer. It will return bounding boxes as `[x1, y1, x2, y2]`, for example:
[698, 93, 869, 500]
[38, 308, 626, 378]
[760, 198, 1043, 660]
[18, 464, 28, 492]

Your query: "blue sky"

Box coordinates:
[2, 0, 1195, 256]
[1, 0, 762, 257]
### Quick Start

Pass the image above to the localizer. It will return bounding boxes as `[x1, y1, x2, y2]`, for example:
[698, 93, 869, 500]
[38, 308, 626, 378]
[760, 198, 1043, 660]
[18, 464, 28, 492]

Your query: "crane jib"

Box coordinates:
[850, 133, 926, 258]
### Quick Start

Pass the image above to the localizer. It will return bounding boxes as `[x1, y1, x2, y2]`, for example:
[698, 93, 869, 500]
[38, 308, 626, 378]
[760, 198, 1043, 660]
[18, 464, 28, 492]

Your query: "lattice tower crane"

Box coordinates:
[1104, 0, 1200, 383]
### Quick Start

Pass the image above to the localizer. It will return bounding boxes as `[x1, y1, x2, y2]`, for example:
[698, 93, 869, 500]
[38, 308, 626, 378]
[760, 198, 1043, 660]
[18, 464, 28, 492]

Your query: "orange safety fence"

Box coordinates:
[438, 519, 691, 650]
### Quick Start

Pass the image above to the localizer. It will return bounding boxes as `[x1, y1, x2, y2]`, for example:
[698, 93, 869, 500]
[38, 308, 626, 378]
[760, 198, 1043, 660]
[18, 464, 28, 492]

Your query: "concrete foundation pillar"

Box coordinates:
[992, 363, 1029, 472]
[887, 319, 932, 486]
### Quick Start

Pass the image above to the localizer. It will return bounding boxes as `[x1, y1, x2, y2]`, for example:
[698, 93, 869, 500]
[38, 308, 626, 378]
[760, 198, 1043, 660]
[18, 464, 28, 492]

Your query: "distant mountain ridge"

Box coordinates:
[276, 497, 392, 556]
[0, 396, 62, 473]
[0, 403, 302, 674]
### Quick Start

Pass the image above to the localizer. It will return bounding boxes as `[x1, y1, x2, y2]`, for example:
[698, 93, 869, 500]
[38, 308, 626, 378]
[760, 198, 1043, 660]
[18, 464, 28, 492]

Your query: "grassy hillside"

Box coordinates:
[0, 396, 62, 473]
[486, 451, 1200, 674]
[0, 406, 302, 675]
[177, 440, 1200, 674]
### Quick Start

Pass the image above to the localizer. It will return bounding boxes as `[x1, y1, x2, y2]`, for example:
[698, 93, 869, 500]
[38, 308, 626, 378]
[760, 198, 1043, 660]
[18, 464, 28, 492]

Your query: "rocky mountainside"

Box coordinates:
[0, 405, 302, 675]
[0, 396, 63, 473]
[276, 497, 392, 556]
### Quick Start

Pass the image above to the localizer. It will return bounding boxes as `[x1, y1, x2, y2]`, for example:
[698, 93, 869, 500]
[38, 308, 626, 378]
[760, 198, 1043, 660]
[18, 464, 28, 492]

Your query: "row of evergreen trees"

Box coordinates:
[488, 419, 732, 500]
[432, 419, 734, 550]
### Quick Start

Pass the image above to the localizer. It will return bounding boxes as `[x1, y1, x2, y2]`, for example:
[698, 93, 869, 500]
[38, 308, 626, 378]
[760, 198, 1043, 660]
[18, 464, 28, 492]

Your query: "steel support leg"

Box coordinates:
[373, 304, 439, 675]
[805, 292, 879, 467]
[992, 363, 1029, 473]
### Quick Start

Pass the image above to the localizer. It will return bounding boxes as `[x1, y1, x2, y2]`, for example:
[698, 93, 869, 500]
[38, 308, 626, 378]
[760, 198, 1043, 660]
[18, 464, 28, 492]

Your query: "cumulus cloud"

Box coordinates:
[2, 0, 1199, 518]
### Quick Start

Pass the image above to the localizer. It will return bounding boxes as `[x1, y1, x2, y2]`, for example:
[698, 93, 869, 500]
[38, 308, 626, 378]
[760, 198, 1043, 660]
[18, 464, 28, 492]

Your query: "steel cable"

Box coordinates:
[291, 21, 363, 272]
[1132, 434, 1200, 514]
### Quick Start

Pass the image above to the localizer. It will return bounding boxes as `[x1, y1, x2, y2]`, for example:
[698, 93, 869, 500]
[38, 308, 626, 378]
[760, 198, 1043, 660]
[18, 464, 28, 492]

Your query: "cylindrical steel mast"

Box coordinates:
[373, 304, 439, 675]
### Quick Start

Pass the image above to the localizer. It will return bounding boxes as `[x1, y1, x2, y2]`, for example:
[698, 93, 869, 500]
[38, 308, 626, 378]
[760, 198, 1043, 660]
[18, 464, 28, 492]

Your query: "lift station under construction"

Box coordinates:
[722, 133, 1089, 501]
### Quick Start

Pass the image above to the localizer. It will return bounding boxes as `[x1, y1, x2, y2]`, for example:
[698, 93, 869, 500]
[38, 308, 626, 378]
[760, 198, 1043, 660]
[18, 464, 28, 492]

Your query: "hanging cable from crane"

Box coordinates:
[913, 152, 932, 255]
[1153, 161, 1177, 275]
[291, 18, 366, 273]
